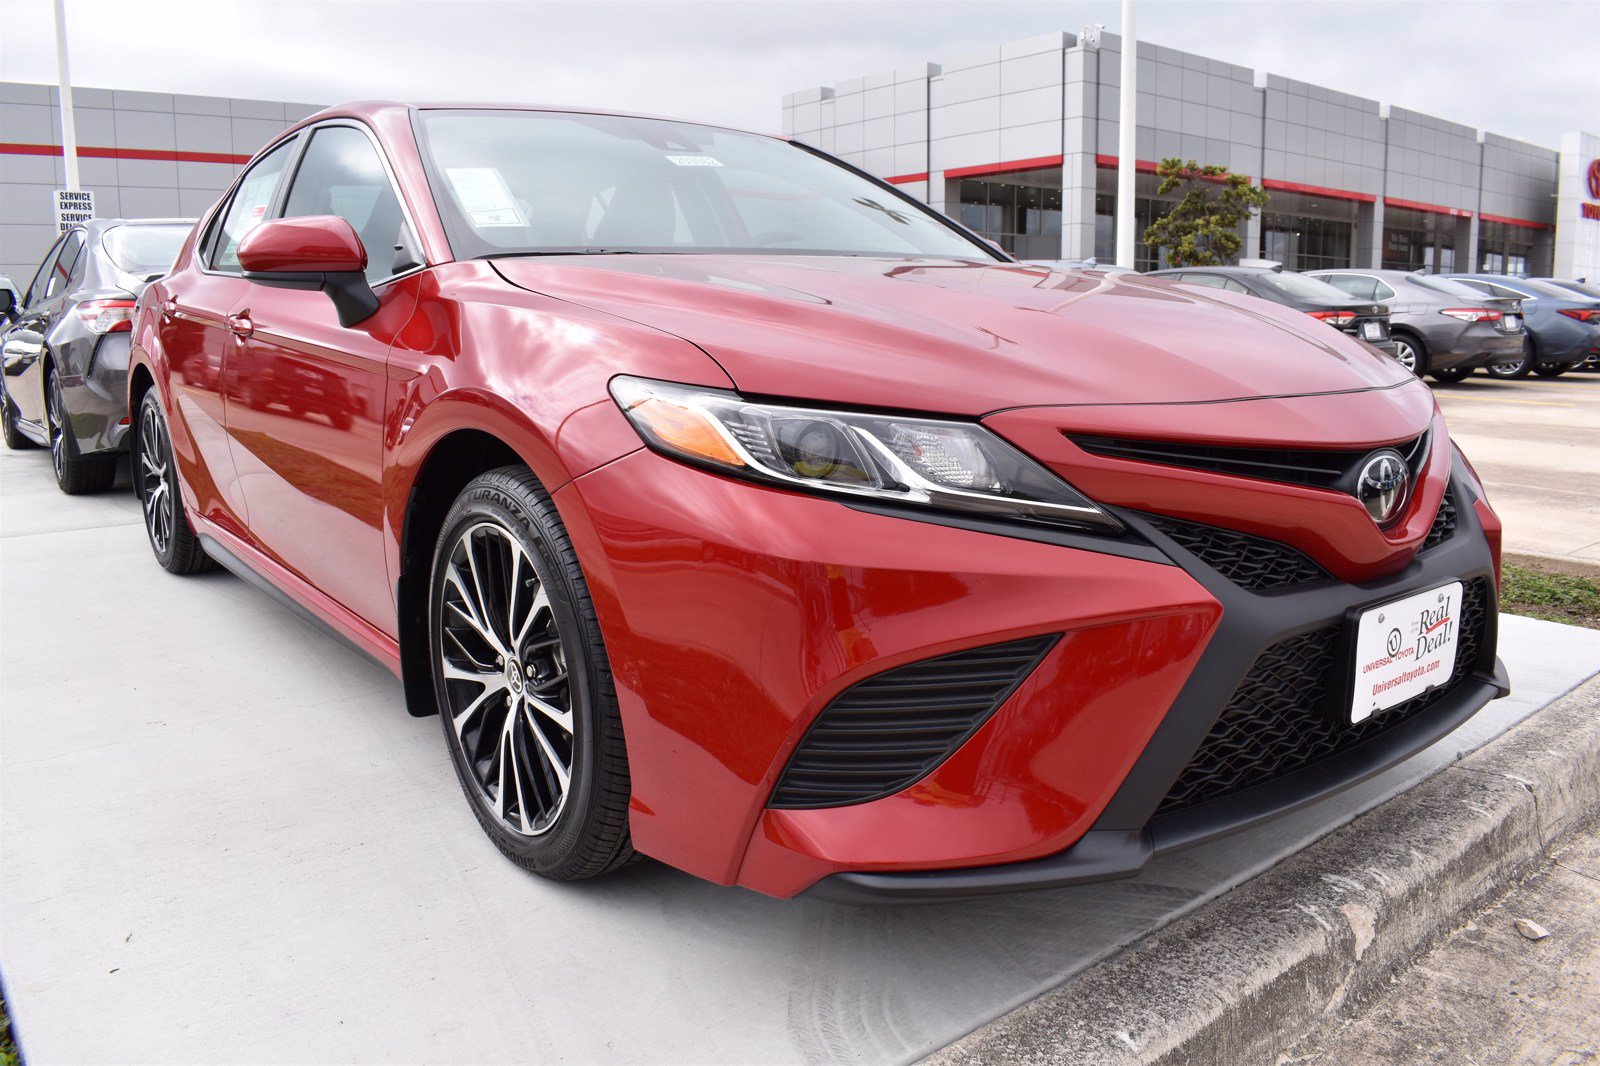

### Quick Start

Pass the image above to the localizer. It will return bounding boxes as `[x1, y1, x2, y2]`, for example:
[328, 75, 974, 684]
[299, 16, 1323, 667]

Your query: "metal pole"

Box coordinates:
[53, 0, 80, 192]
[1115, 0, 1137, 268]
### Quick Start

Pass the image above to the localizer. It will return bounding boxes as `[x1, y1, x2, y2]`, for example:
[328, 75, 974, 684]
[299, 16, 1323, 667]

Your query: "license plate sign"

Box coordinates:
[1361, 321, 1384, 341]
[1504, 314, 1521, 330]
[1351, 581, 1463, 723]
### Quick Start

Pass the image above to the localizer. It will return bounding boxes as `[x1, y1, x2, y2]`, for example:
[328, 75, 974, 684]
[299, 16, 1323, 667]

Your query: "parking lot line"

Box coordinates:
[1436, 394, 1575, 407]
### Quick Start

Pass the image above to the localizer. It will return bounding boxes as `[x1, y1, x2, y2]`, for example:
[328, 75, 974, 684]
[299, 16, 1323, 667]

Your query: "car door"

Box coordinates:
[224, 122, 421, 633]
[158, 136, 299, 536]
[4, 230, 85, 428]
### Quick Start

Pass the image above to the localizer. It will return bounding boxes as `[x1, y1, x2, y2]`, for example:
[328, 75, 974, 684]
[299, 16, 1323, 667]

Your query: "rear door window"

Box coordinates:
[43, 230, 86, 300]
[1320, 273, 1379, 300]
[24, 235, 68, 308]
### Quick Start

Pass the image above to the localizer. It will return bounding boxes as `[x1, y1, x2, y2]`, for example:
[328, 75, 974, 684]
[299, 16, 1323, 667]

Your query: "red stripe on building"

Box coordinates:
[1479, 212, 1551, 231]
[1384, 196, 1473, 219]
[0, 142, 253, 165]
[885, 172, 928, 185]
[946, 155, 1065, 179]
[1260, 178, 1376, 203]
[1094, 154, 1159, 174]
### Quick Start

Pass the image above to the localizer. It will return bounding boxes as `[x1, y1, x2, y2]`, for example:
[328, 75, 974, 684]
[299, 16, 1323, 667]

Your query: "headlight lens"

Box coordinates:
[610, 376, 1120, 531]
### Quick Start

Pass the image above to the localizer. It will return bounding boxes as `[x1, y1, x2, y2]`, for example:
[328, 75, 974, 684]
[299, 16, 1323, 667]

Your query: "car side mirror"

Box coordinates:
[0, 288, 15, 318]
[237, 215, 379, 328]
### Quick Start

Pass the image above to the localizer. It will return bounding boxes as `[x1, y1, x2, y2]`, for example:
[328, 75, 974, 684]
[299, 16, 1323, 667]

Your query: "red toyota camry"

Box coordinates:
[129, 103, 1507, 901]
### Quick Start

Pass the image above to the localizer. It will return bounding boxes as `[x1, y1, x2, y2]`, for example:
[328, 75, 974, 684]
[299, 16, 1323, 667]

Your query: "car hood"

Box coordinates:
[492, 255, 1414, 415]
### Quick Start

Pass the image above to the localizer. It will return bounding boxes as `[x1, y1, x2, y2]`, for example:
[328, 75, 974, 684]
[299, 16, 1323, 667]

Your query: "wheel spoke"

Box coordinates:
[514, 584, 550, 651]
[526, 692, 573, 735]
[505, 726, 534, 835]
[444, 563, 507, 658]
[524, 702, 571, 792]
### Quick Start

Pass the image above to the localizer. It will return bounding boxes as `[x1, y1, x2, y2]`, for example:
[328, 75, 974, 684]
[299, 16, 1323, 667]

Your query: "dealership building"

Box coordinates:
[783, 30, 1596, 278]
[0, 81, 320, 285]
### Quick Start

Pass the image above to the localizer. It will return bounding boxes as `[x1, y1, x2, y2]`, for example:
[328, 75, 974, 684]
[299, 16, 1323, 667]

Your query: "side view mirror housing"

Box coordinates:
[0, 288, 15, 319]
[237, 215, 378, 328]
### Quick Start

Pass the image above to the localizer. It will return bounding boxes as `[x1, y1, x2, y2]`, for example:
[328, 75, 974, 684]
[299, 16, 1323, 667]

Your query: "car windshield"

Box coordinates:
[1253, 271, 1358, 301]
[1410, 275, 1488, 300]
[103, 224, 192, 276]
[415, 109, 995, 260]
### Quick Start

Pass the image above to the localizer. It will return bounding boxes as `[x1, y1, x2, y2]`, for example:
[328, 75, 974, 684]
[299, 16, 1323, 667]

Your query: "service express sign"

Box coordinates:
[53, 189, 94, 232]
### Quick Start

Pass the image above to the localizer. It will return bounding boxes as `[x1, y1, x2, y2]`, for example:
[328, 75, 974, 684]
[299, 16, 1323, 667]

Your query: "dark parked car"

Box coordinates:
[1307, 268, 1524, 383]
[1438, 274, 1600, 378]
[1, 218, 194, 491]
[0, 275, 18, 318]
[1145, 264, 1397, 356]
[127, 102, 1504, 901]
[1531, 279, 1600, 368]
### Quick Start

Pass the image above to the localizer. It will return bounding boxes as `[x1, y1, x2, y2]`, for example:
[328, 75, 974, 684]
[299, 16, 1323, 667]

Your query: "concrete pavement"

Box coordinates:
[1432, 372, 1600, 562]
[2, 444, 1599, 1065]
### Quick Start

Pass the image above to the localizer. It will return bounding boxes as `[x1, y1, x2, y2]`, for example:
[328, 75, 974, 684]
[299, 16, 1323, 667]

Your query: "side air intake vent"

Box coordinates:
[1421, 487, 1457, 552]
[767, 635, 1058, 809]
[1143, 514, 1331, 591]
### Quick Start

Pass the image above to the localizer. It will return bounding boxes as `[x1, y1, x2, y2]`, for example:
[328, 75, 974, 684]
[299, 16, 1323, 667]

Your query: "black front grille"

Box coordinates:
[1069, 431, 1429, 492]
[1156, 577, 1490, 816]
[768, 635, 1057, 809]
[1143, 514, 1330, 591]
[1422, 488, 1457, 552]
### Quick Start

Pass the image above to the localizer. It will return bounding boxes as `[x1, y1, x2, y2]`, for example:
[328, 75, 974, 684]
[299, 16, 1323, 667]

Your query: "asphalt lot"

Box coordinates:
[2, 438, 1599, 1065]
[1432, 372, 1600, 562]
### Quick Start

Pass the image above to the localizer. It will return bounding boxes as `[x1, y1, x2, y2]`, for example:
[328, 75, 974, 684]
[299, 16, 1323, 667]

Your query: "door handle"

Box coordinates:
[226, 312, 254, 339]
[161, 298, 177, 319]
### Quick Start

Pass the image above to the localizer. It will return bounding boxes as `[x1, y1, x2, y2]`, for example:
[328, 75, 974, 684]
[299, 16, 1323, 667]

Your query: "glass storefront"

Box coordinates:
[1382, 207, 1456, 272]
[956, 168, 1062, 259]
[1256, 191, 1357, 271]
[1093, 171, 1179, 271]
[1476, 220, 1532, 275]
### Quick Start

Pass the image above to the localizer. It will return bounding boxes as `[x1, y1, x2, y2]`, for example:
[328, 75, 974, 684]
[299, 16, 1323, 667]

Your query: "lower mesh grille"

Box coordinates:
[1156, 576, 1490, 816]
[767, 635, 1057, 809]
[1143, 514, 1330, 591]
[1422, 488, 1457, 552]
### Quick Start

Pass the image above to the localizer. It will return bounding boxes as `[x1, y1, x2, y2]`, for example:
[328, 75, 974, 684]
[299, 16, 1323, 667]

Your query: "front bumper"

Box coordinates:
[557, 446, 1502, 900]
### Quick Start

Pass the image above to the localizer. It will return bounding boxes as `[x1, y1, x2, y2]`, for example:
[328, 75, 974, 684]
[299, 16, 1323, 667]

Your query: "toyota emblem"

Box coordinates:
[1356, 450, 1409, 525]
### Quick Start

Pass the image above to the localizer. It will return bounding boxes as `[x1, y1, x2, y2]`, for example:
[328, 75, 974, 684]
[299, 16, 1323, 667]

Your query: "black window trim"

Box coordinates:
[199, 132, 304, 278]
[43, 228, 87, 302]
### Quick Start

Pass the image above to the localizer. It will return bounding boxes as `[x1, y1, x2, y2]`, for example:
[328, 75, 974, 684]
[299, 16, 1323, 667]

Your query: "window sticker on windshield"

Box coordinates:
[667, 155, 723, 167]
[446, 167, 527, 227]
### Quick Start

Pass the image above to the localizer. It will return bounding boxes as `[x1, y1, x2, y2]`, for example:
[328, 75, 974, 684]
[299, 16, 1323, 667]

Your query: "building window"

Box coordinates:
[1477, 221, 1533, 276]
[1093, 171, 1181, 271]
[1382, 207, 1455, 272]
[956, 172, 1061, 259]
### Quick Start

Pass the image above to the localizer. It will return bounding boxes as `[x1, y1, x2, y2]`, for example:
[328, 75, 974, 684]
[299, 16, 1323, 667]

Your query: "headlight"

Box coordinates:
[609, 376, 1120, 532]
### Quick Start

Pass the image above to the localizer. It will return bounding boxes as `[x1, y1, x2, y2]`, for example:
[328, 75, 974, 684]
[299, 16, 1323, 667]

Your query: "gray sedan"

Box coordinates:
[1307, 269, 1524, 383]
[1, 218, 193, 493]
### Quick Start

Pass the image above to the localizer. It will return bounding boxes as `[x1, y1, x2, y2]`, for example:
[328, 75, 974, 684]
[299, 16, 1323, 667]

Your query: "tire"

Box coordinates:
[135, 389, 212, 574]
[1390, 334, 1427, 376]
[1485, 338, 1534, 379]
[1532, 362, 1573, 378]
[2, 386, 37, 450]
[430, 465, 635, 881]
[47, 367, 116, 494]
[1430, 365, 1472, 383]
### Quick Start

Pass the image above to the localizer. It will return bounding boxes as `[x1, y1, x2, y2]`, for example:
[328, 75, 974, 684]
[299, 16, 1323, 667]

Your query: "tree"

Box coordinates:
[1140, 158, 1269, 267]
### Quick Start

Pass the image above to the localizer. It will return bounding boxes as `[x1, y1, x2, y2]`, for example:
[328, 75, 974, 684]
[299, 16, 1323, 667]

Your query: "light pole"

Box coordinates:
[53, 0, 80, 192]
[1115, 0, 1137, 269]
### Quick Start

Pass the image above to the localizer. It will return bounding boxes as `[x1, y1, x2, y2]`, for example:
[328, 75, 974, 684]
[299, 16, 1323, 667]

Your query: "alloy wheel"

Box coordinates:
[1391, 338, 1418, 374]
[138, 399, 174, 557]
[437, 521, 575, 837]
[46, 373, 66, 482]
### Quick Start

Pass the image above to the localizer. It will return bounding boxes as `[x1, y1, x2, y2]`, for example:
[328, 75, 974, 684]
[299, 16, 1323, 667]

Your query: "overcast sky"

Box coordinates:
[1, 0, 1595, 149]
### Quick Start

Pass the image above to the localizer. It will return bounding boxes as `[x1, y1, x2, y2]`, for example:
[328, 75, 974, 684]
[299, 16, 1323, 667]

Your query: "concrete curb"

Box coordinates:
[923, 673, 1600, 1066]
[1503, 549, 1600, 582]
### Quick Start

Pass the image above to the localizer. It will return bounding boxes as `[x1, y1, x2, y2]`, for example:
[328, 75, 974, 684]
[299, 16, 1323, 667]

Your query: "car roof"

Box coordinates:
[295, 100, 783, 142]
